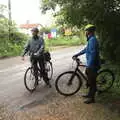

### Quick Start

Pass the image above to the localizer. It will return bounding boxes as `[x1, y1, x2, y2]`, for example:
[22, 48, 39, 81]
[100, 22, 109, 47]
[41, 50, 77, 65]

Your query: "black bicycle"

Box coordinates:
[24, 51, 53, 92]
[55, 57, 115, 96]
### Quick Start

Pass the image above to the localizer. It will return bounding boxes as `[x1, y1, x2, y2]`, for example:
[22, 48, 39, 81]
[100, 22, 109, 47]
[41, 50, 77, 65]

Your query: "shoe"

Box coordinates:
[86, 83, 90, 88]
[84, 98, 95, 104]
[35, 80, 39, 86]
[44, 79, 52, 88]
[82, 94, 91, 98]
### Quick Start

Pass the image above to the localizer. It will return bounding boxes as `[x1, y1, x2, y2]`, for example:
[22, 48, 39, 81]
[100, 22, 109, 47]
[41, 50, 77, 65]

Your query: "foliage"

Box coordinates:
[0, 4, 7, 18]
[0, 4, 28, 57]
[0, 29, 28, 57]
[45, 35, 86, 48]
[39, 27, 51, 34]
[41, 0, 120, 64]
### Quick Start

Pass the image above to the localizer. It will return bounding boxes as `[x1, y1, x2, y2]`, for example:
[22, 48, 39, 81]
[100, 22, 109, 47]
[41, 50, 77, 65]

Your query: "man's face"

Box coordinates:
[85, 31, 89, 37]
[31, 31, 38, 36]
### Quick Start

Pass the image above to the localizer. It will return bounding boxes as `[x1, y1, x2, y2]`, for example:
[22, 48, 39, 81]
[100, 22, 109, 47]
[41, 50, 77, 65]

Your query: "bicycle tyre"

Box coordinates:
[55, 71, 82, 96]
[24, 67, 37, 92]
[45, 61, 53, 80]
[97, 69, 115, 92]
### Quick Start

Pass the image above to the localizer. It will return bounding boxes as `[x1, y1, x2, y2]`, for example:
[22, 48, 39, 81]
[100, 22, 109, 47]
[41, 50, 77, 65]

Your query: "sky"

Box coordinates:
[0, 0, 54, 26]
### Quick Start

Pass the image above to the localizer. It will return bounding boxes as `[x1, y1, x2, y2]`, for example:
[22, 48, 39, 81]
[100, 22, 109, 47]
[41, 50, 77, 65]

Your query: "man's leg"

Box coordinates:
[85, 69, 90, 88]
[39, 57, 51, 87]
[31, 58, 39, 84]
[89, 71, 97, 98]
[82, 68, 91, 97]
[84, 68, 97, 104]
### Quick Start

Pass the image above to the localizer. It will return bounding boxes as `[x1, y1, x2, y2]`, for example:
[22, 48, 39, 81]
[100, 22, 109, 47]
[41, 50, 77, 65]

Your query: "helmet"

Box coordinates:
[84, 24, 96, 32]
[31, 27, 39, 32]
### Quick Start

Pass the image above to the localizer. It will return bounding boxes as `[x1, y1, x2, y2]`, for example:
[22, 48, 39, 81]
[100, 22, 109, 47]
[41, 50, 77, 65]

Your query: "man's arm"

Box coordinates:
[21, 40, 30, 57]
[73, 47, 86, 57]
[87, 38, 97, 67]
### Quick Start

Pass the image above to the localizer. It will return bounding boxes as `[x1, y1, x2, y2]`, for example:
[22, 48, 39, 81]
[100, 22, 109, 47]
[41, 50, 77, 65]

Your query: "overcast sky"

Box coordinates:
[0, 0, 54, 26]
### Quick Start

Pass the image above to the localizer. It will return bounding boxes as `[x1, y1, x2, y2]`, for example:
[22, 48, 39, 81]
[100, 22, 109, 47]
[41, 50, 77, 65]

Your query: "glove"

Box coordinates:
[34, 53, 38, 56]
[72, 55, 78, 60]
[33, 53, 40, 58]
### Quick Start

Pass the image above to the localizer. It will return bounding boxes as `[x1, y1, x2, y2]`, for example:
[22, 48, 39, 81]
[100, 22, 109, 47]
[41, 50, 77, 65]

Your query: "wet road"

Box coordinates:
[0, 46, 86, 111]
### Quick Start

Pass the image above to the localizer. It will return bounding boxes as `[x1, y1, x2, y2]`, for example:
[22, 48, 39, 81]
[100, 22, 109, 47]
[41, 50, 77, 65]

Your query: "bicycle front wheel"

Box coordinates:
[24, 67, 37, 92]
[55, 71, 82, 96]
[97, 69, 115, 92]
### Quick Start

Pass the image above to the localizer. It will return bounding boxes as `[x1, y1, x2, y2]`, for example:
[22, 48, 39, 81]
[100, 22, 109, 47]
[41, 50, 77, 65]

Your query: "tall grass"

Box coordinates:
[0, 34, 86, 57]
[45, 36, 86, 48]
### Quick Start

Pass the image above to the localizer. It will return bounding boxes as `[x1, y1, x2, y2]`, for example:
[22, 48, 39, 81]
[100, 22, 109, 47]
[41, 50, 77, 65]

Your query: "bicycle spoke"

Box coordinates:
[55, 71, 82, 96]
[24, 67, 37, 92]
[97, 70, 114, 92]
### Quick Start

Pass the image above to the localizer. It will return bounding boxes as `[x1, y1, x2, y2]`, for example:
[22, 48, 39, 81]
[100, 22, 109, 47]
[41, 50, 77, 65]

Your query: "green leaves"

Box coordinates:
[0, 4, 7, 16]
[41, 0, 56, 14]
[41, 0, 120, 63]
[0, 5, 28, 57]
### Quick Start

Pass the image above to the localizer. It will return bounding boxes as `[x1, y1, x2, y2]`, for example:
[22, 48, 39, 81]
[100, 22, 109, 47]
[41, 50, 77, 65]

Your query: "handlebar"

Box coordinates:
[72, 57, 86, 68]
[72, 57, 82, 65]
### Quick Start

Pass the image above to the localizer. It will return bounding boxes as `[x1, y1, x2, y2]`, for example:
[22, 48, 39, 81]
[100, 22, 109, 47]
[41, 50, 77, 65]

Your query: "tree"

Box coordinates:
[41, 0, 120, 63]
[0, 4, 28, 57]
[0, 4, 7, 18]
[39, 27, 51, 34]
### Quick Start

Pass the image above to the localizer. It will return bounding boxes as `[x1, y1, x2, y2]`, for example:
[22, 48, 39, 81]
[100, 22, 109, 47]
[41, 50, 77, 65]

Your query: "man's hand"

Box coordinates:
[72, 55, 77, 60]
[34, 53, 37, 56]
[33, 53, 39, 58]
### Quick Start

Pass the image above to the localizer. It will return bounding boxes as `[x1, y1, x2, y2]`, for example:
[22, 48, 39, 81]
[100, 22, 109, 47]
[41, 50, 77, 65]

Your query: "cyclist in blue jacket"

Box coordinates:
[73, 24, 100, 104]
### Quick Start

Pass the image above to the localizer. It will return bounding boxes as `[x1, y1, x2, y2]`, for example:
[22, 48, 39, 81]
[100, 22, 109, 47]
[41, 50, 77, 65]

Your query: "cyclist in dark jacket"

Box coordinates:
[22, 27, 51, 87]
[73, 24, 100, 104]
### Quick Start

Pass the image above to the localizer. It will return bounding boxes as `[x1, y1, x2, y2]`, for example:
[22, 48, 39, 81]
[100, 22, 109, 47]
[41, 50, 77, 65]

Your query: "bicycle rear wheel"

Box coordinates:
[97, 69, 115, 92]
[55, 71, 82, 96]
[24, 67, 37, 92]
[45, 61, 53, 80]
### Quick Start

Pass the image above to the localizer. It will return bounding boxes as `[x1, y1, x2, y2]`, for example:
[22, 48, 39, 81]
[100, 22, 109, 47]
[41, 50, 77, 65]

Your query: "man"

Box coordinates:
[22, 27, 51, 87]
[73, 24, 100, 104]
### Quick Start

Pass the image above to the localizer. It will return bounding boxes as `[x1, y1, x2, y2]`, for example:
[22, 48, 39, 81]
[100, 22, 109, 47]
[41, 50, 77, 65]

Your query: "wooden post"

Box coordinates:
[8, 0, 12, 41]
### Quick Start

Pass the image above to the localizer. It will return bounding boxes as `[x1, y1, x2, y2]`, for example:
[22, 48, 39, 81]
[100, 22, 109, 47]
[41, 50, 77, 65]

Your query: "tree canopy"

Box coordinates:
[41, 0, 120, 63]
[0, 4, 28, 57]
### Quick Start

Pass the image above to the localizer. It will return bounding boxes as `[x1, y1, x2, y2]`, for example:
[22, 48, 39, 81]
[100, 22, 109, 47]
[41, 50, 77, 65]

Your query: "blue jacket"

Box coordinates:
[75, 35, 100, 71]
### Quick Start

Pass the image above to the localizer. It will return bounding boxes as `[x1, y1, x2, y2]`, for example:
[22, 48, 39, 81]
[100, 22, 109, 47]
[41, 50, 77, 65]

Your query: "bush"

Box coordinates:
[0, 32, 28, 57]
[45, 35, 86, 47]
[0, 17, 29, 58]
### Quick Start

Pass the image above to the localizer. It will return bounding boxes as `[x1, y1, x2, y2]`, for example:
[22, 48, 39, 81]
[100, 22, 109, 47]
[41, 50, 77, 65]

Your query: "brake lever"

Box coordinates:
[72, 60, 76, 68]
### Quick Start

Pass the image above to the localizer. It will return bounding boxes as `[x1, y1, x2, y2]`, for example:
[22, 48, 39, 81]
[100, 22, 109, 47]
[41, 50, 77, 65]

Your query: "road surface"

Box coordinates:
[0, 46, 86, 111]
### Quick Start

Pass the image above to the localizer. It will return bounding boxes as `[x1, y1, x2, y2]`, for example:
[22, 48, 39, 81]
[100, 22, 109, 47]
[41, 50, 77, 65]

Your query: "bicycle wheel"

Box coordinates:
[24, 67, 37, 92]
[55, 71, 82, 96]
[45, 61, 53, 80]
[96, 69, 115, 92]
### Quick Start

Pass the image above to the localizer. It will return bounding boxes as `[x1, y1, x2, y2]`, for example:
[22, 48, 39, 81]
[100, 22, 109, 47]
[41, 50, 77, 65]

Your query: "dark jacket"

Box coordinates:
[22, 36, 44, 57]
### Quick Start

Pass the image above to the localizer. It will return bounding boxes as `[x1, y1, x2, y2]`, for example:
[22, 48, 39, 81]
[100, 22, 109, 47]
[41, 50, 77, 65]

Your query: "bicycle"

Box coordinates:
[24, 51, 53, 92]
[55, 57, 115, 96]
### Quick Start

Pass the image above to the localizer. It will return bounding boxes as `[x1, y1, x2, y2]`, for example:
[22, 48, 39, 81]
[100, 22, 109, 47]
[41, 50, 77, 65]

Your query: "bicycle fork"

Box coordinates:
[67, 69, 78, 86]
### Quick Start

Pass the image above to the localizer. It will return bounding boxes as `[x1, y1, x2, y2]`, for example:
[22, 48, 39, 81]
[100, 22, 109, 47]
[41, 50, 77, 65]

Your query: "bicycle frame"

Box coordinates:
[56, 58, 115, 95]
[68, 58, 88, 87]
[74, 61, 88, 82]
